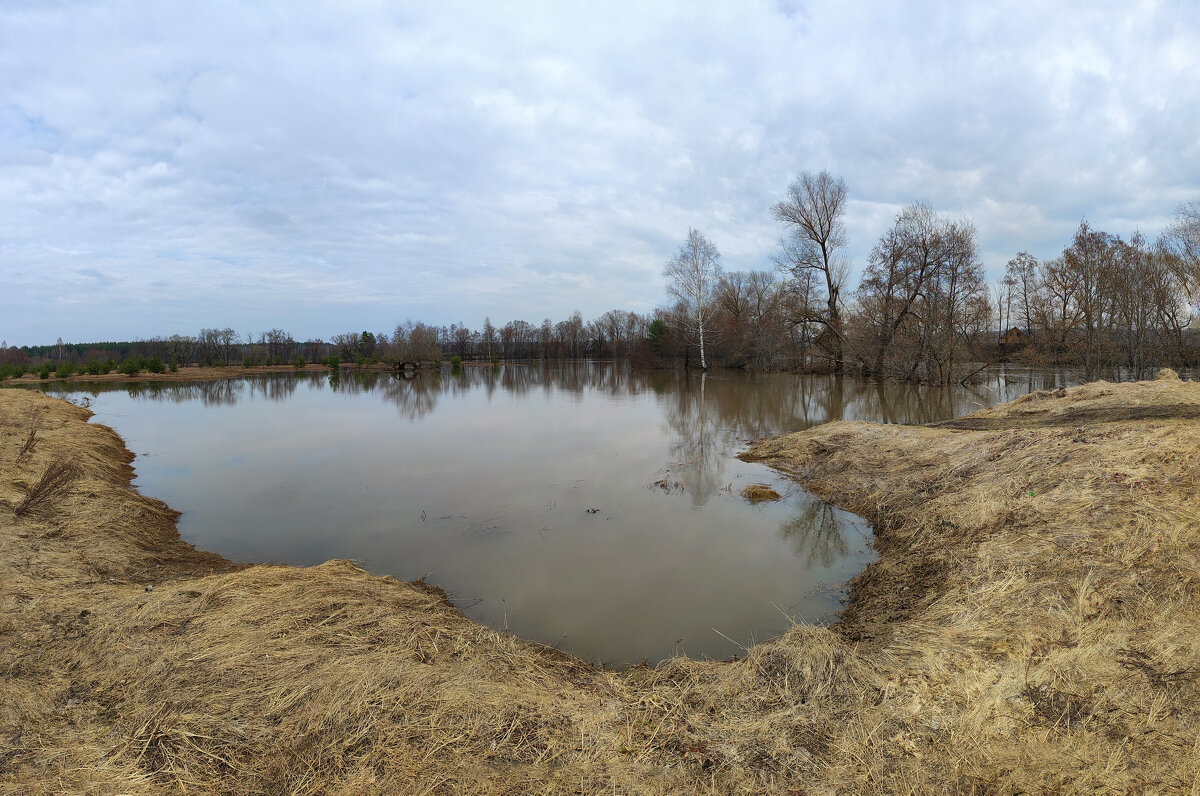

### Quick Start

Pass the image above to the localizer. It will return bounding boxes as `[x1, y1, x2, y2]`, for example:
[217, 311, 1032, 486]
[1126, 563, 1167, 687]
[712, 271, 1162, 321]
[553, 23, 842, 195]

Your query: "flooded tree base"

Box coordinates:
[3, 375, 1200, 793]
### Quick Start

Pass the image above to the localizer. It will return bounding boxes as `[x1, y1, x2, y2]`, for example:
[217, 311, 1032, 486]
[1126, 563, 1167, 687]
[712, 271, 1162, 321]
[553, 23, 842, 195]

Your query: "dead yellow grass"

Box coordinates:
[741, 483, 782, 502]
[3, 377, 1200, 793]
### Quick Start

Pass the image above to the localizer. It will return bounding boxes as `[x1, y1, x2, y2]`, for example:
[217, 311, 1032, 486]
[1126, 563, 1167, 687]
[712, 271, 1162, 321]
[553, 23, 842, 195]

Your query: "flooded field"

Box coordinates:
[43, 362, 1065, 664]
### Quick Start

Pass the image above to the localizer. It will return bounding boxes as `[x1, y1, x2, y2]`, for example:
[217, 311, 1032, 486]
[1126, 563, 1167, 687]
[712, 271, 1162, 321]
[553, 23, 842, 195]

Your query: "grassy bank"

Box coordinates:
[1, 360, 514, 388]
[2, 375, 1198, 793]
[1, 364, 334, 386]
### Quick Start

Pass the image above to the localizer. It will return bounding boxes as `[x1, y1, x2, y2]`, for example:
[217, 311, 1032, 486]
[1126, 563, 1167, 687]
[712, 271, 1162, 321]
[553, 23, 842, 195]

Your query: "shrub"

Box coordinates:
[16, 411, 40, 463]
[38, 362, 54, 379]
[169, 360, 178, 372]
[13, 457, 81, 516]
[294, 356, 307, 369]
[145, 356, 166, 374]
[491, 355, 500, 366]
[322, 355, 340, 369]
[119, 358, 142, 377]
[450, 355, 462, 367]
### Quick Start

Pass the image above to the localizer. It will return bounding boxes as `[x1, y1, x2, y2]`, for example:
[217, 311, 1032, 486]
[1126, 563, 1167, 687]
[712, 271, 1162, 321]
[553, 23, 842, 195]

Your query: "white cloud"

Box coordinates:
[1, 0, 1197, 344]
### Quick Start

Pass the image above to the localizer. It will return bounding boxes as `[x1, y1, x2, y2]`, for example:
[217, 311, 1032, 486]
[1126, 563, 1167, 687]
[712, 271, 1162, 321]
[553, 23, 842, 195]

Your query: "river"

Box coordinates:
[44, 362, 1066, 665]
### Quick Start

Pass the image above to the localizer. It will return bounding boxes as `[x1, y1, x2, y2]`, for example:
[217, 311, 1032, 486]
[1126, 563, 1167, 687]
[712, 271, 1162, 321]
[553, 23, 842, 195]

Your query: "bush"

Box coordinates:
[294, 356, 307, 369]
[145, 356, 166, 374]
[54, 361, 74, 378]
[322, 355, 340, 369]
[450, 355, 462, 367]
[491, 355, 500, 366]
[38, 362, 54, 379]
[13, 456, 81, 516]
[169, 360, 178, 372]
[119, 358, 142, 377]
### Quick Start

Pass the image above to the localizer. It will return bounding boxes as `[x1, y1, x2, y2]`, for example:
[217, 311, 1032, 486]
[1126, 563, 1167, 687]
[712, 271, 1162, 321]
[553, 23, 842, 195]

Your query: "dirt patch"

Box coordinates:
[740, 483, 782, 502]
[4, 379, 1200, 793]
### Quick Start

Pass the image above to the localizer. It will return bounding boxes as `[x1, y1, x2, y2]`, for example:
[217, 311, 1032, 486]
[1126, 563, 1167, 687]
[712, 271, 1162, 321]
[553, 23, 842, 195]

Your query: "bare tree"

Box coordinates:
[1165, 200, 1200, 305]
[263, 329, 294, 362]
[481, 318, 497, 359]
[854, 202, 982, 382]
[772, 171, 850, 372]
[165, 334, 196, 366]
[665, 228, 722, 369]
[1062, 221, 1117, 380]
[1004, 252, 1041, 336]
[538, 318, 554, 358]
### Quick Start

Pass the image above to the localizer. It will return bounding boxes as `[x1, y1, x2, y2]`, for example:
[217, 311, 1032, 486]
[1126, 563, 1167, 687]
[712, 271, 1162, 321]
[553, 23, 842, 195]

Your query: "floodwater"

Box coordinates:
[44, 363, 1066, 665]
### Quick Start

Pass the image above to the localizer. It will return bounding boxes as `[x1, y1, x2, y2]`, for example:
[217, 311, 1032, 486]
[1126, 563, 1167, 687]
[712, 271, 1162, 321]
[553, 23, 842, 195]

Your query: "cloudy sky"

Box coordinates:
[2, 1, 1197, 346]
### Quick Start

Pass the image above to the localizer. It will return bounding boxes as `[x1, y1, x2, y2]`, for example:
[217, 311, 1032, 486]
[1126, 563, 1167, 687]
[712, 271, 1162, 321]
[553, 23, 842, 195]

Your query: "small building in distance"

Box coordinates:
[999, 327, 1030, 350]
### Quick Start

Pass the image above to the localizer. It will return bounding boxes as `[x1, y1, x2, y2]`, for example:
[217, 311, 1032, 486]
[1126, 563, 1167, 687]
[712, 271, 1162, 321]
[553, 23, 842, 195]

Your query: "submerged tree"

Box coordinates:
[772, 170, 850, 372]
[854, 201, 984, 382]
[664, 228, 722, 369]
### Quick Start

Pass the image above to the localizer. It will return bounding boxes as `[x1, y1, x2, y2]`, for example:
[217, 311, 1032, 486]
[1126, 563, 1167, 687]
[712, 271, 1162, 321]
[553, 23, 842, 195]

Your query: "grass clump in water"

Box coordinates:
[740, 483, 782, 502]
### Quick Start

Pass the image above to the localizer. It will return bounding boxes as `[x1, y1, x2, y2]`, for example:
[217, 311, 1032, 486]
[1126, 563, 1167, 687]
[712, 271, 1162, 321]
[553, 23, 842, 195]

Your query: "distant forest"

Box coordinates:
[5, 177, 1199, 384]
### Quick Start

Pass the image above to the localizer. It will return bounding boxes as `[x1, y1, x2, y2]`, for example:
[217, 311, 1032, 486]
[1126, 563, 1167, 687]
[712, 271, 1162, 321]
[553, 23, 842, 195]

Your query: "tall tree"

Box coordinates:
[1004, 252, 1041, 337]
[1165, 200, 1200, 305]
[772, 170, 850, 372]
[854, 202, 982, 381]
[1062, 221, 1117, 380]
[664, 228, 722, 369]
[481, 318, 497, 359]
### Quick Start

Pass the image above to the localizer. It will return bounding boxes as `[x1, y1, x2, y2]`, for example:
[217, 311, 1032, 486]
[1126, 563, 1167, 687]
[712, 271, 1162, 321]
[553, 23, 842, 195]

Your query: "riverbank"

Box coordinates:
[2, 374, 1198, 793]
[1, 360, 527, 388]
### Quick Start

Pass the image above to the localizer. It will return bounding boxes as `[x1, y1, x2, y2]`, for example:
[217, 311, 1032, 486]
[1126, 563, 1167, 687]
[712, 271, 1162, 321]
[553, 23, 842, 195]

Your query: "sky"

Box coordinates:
[2, 1, 1198, 347]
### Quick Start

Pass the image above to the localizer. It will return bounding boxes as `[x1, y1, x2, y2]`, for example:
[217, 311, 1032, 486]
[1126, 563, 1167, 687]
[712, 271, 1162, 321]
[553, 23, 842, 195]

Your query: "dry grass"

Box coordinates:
[740, 483, 782, 502]
[3, 377, 1200, 793]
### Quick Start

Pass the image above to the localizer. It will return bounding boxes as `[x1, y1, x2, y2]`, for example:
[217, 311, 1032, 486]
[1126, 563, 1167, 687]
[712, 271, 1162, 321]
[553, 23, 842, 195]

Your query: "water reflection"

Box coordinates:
[780, 502, 851, 569]
[37, 362, 1073, 665]
[45, 363, 1074, 514]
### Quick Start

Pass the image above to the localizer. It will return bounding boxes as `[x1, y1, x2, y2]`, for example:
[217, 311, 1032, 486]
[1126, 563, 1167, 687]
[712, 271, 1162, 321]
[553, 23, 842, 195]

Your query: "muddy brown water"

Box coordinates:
[43, 362, 1065, 665]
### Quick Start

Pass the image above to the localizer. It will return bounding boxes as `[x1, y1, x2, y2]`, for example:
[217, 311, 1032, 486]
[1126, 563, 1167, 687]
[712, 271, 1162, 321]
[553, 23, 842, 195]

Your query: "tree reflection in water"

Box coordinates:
[779, 501, 851, 569]
[661, 371, 724, 505]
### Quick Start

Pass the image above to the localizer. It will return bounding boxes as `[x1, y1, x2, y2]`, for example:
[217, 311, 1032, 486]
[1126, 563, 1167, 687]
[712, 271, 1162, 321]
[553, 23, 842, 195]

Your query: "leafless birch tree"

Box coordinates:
[665, 228, 722, 369]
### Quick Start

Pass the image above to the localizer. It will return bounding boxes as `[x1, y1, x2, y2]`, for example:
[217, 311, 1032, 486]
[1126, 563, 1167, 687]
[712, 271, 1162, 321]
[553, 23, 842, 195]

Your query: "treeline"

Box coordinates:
[4, 185, 1197, 384]
[665, 174, 1200, 382]
[996, 219, 1200, 379]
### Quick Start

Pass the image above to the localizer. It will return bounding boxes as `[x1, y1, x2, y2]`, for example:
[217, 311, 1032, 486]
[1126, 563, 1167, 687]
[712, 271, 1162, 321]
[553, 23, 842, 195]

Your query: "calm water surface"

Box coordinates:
[46, 363, 1065, 665]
